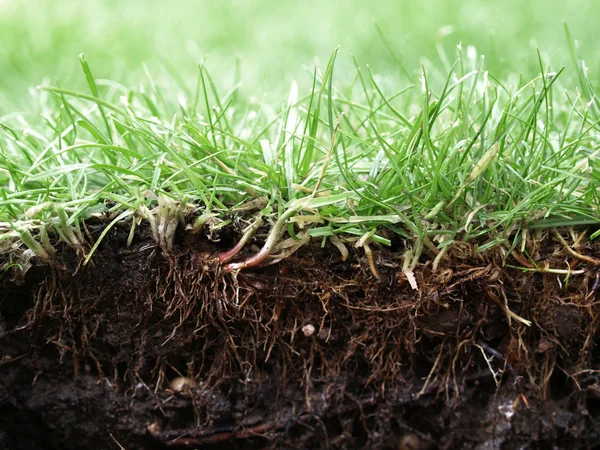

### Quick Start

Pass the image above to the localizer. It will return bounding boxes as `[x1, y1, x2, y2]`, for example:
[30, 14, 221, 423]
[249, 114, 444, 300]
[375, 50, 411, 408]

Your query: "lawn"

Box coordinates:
[2, 0, 600, 109]
[1, 1, 600, 449]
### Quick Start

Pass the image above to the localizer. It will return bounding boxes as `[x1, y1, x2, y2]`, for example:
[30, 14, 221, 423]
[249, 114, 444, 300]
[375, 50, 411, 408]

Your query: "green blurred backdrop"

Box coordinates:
[1, 0, 598, 112]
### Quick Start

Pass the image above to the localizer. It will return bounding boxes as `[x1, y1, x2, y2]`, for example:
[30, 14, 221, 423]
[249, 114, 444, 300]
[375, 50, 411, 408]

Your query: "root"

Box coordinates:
[330, 235, 349, 261]
[222, 114, 344, 273]
[401, 250, 419, 290]
[363, 242, 381, 281]
[510, 264, 585, 275]
[217, 216, 263, 264]
[2, 218, 600, 449]
[554, 230, 600, 265]
[485, 287, 531, 327]
[109, 434, 126, 450]
[223, 201, 308, 272]
[355, 231, 381, 281]
[416, 342, 445, 398]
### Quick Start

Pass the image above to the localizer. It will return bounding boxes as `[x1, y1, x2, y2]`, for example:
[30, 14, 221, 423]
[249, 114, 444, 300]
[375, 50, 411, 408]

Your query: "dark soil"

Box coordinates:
[1, 222, 600, 449]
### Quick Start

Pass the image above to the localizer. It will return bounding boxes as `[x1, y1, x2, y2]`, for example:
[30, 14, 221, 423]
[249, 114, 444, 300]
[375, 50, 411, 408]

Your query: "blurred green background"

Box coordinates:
[1, 0, 599, 112]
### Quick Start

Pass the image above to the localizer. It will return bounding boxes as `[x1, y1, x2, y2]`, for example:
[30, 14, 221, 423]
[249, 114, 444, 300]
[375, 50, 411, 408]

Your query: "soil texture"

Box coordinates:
[1, 222, 599, 449]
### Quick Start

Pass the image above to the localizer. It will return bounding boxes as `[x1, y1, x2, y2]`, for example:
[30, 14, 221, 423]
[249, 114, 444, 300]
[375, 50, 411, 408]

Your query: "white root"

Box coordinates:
[363, 242, 381, 281]
[330, 235, 349, 261]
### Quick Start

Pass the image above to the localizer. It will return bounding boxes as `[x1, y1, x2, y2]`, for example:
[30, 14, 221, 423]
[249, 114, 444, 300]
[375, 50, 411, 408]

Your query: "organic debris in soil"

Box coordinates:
[0, 223, 600, 449]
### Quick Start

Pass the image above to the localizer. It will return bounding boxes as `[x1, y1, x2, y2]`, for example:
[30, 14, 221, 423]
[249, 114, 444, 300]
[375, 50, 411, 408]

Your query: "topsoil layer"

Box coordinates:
[1, 221, 599, 450]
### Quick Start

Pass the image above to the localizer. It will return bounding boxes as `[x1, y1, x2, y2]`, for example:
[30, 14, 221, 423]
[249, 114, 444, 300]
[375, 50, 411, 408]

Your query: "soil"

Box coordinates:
[1, 220, 600, 449]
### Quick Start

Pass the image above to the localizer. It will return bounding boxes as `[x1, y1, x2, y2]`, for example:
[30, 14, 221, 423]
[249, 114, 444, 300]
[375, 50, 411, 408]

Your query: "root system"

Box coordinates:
[1, 221, 599, 449]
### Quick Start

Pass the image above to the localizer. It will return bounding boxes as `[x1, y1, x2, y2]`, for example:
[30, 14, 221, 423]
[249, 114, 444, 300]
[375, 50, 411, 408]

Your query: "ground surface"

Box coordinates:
[1, 224, 599, 449]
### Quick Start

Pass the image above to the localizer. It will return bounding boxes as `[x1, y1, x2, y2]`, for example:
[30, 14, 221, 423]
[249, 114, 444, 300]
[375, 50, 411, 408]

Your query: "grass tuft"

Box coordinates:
[1, 42, 600, 270]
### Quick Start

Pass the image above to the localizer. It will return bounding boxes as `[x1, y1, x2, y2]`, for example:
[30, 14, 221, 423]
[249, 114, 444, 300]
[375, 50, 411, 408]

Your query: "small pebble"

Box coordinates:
[398, 433, 423, 450]
[169, 376, 196, 392]
[302, 324, 316, 336]
[147, 421, 161, 436]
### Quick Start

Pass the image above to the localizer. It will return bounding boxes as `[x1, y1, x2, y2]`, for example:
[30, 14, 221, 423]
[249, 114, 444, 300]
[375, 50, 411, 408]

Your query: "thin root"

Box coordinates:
[363, 243, 381, 281]
[223, 207, 301, 273]
[218, 217, 263, 264]
[554, 230, 600, 265]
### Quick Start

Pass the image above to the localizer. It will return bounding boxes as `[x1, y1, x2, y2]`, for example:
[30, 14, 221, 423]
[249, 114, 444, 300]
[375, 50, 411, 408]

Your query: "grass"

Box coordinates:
[1, 0, 600, 275]
[2, 0, 600, 113]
